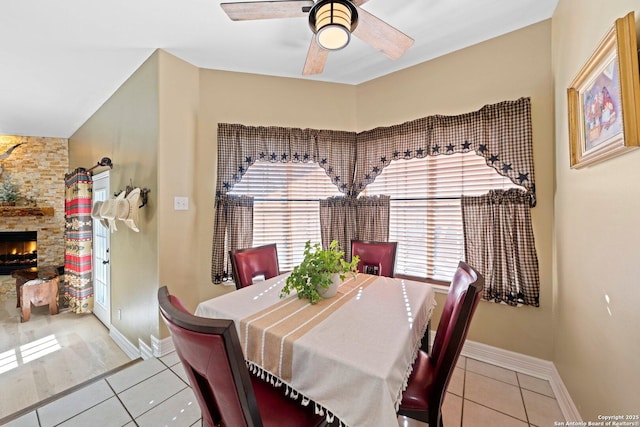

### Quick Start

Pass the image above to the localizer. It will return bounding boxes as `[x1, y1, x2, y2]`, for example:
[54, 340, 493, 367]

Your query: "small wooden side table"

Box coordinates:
[12, 266, 60, 322]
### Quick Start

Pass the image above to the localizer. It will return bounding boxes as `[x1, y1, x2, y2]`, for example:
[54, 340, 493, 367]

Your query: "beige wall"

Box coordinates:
[357, 20, 555, 360]
[156, 51, 200, 336]
[69, 52, 160, 346]
[552, 0, 640, 417]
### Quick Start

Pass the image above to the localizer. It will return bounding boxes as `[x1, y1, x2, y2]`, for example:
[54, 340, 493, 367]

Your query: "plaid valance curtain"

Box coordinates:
[216, 124, 357, 196]
[461, 189, 539, 306]
[216, 98, 534, 200]
[355, 97, 536, 205]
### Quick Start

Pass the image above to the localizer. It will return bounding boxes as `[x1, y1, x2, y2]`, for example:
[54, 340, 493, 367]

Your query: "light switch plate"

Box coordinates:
[174, 196, 189, 210]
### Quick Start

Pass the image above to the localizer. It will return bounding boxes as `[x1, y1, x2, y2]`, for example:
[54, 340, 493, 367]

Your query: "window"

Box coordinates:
[363, 152, 523, 281]
[229, 161, 341, 271]
[230, 153, 523, 282]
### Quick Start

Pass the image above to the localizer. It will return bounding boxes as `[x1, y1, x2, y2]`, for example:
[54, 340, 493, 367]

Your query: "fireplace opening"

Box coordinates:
[0, 231, 37, 275]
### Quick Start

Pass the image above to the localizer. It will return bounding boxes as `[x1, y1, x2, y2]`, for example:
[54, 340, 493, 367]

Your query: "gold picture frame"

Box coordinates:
[567, 12, 640, 168]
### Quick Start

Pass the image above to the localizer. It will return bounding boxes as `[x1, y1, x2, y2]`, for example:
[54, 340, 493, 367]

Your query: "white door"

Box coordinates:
[92, 171, 111, 328]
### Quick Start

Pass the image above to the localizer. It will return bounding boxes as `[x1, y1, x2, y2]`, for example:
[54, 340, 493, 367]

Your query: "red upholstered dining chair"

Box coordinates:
[351, 240, 397, 277]
[229, 243, 280, 290]
[158, 286, 326, 427]
[398, 261, 484, 427]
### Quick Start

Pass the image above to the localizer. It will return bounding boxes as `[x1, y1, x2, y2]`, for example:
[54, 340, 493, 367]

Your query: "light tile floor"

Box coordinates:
[1, 352, 564, 427]
[0, 288, 131, 417]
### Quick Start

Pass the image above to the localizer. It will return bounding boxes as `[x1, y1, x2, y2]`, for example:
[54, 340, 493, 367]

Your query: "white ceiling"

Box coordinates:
[0, 0, 557, 138]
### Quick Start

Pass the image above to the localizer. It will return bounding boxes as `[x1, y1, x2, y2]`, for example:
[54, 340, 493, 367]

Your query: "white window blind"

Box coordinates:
[229, 161, 341, 271]
[230, 153, 523, 282]
[363, 152, 524, 282]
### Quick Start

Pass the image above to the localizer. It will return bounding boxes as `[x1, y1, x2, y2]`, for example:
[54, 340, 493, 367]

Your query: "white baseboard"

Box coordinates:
[151, 335, 175, 357]
[109, 325, 140, 360]
[547, 364, 583, 423]
[138, 338, 154, 360]
[458, 337, 582, 422]
[109, 326, 174, 361]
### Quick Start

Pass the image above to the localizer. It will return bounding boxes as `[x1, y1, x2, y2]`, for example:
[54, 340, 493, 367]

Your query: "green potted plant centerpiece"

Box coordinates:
[280, 240, 360, 304]
[0, 174, 21, 206]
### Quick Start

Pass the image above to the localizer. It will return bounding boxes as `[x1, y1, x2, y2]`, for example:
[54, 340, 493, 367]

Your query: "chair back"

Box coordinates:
[230, 243, 279, 290]
[158, 286, 262, 427]
[431, 261, 484, 405]
[351, 240, 397, 277]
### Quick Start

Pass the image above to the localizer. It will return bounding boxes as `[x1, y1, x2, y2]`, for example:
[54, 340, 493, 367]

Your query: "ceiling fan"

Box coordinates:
[220, 0, 414, 75]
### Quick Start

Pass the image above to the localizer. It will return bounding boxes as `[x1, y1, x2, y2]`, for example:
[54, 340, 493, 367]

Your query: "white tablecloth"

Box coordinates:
[195, 273, 436, 427]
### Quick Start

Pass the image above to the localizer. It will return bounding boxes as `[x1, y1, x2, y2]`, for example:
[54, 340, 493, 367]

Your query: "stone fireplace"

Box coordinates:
[0, 136, 68, 285]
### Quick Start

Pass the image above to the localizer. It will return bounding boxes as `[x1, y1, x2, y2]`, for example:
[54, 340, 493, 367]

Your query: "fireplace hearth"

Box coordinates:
[0, 231, 37, 275]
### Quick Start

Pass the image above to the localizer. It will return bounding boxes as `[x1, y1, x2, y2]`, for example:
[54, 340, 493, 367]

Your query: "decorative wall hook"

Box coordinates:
[138, 188, 150, 208]
[114, 182, 150, 208]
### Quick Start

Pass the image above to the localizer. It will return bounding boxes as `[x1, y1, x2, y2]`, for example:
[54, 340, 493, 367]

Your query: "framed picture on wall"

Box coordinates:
[567, 11, 640, 168]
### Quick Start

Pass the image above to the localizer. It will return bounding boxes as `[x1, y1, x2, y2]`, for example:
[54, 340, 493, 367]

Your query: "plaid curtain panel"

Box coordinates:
[355, 195, 390, 244]
[319, 196, 358, 259]
[318, 195, 390, 260]
[461, 189, 539, 306]
[211, 195, 253, 283]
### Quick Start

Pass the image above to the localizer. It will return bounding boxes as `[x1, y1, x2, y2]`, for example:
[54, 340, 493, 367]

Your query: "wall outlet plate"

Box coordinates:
[174, 197, 189, 210]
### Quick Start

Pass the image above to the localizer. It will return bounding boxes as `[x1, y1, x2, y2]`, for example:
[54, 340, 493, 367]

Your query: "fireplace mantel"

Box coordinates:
[0, 206, 54, 217]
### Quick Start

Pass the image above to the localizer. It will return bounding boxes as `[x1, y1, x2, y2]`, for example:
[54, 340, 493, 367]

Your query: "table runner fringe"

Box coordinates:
[247, 360, 345, 426]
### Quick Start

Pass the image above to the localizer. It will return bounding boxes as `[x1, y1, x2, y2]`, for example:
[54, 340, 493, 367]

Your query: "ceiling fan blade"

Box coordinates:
[352, 7, 414, 60]
[303, 36, 329, 75]
[351, 0, 370, 5]
[221, 0, 314, 21]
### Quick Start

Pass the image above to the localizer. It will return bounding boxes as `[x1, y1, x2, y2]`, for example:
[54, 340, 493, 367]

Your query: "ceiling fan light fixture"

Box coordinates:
[309, 0, 358, 51]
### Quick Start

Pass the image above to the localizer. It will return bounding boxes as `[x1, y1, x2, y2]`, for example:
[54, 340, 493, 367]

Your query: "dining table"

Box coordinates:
[195, 272, 436, 427]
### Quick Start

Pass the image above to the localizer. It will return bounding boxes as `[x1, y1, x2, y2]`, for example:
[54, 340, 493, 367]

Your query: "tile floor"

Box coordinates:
[0, 286, 131, 417]
[1, 351, 564, 427]
[435, 356, 565, 427]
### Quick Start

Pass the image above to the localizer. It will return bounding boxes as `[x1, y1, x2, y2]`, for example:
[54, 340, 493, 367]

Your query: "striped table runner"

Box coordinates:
[240, 274, 377, 382]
